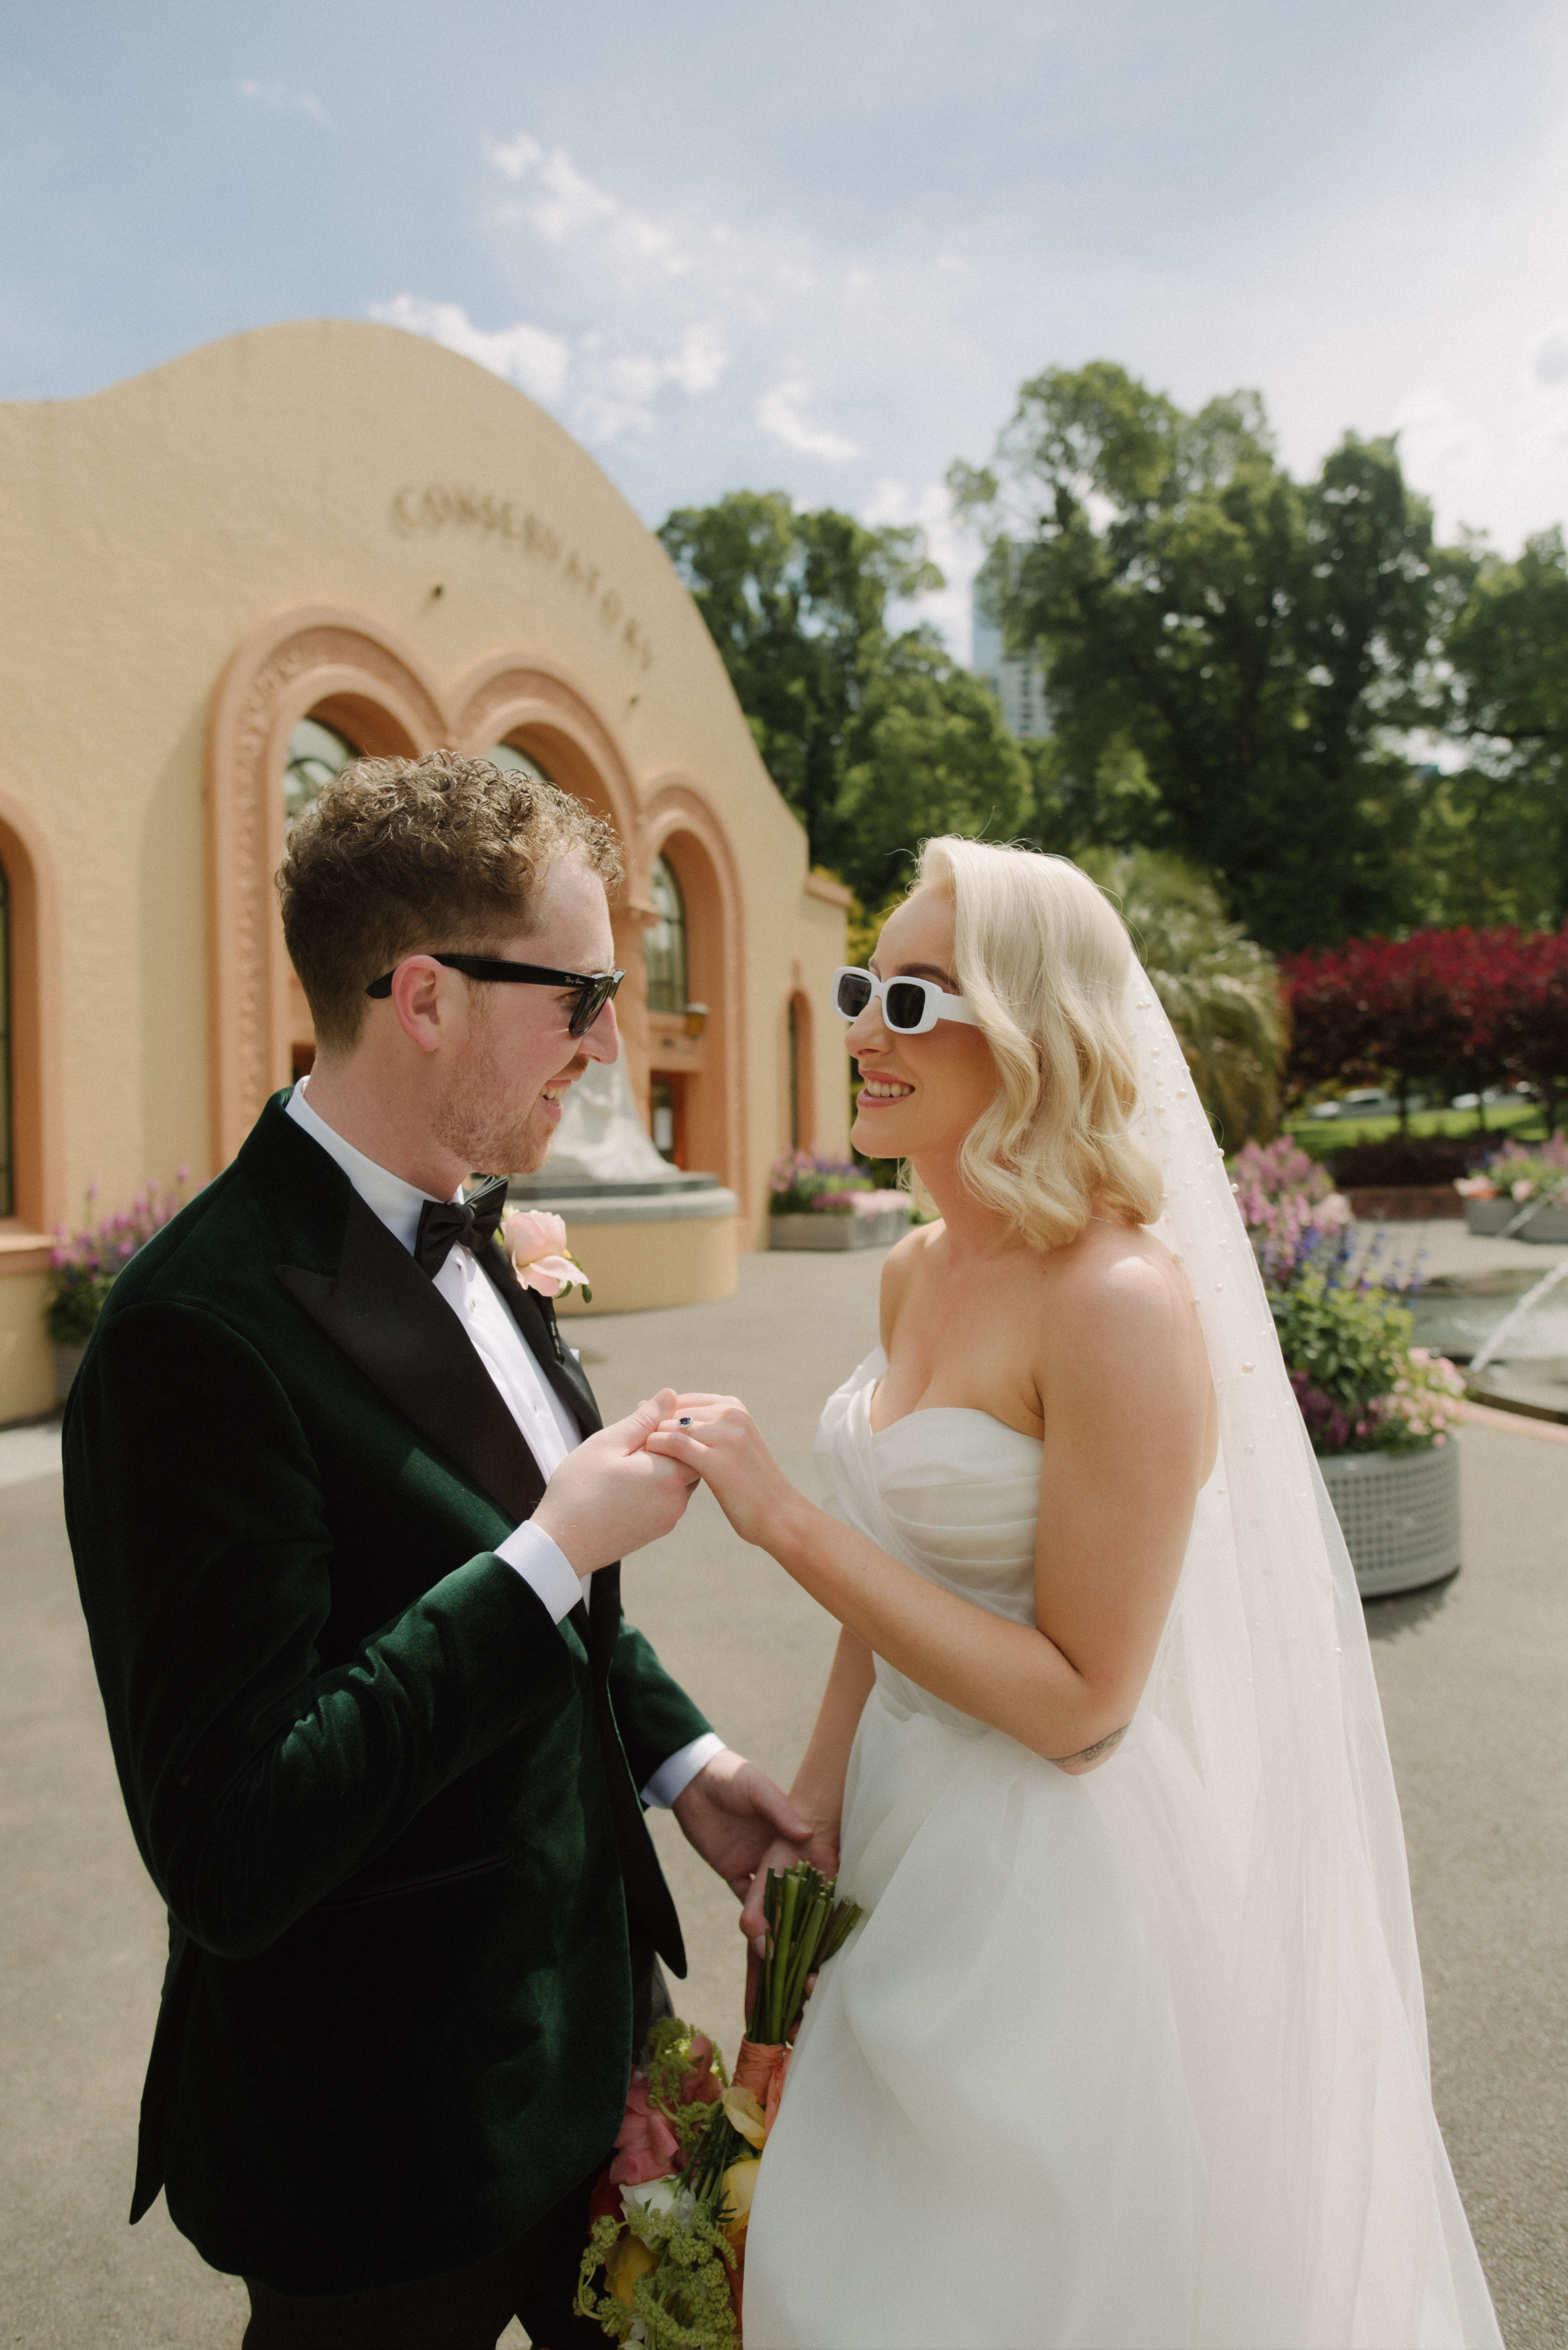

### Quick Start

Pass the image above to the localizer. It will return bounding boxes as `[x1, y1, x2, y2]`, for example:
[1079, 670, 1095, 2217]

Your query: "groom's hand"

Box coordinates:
[671, 1751, 815, 1900]
[533, 1391, 698, 1575]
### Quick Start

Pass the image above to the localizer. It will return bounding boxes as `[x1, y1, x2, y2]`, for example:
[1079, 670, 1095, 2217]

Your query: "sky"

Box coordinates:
[6, 1, 1568, 652]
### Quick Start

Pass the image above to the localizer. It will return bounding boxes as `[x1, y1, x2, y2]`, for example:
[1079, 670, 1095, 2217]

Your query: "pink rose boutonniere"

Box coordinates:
[502, 1208, 592, 1304]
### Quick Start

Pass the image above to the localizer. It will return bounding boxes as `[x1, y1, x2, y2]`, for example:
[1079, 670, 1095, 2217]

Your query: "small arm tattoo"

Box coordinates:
[1049, 1725, 1128, 1770]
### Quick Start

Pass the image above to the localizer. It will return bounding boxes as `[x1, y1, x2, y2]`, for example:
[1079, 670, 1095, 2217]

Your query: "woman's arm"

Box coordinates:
[648, 1252, 1209, 1770]
[792, 1627, 877, 1828]
[737, 1629, 875, 1941]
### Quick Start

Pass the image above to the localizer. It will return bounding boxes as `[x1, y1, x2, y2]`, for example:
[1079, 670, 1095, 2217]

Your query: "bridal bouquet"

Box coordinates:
[576, 1864, 862, 2347]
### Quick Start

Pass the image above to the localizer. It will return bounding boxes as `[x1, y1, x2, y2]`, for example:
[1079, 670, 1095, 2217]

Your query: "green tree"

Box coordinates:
[1425, 527, 1568, 927]
[658, 490, 1028, 902]
[952, 363, 1447, 951]
[1079, 845, 1286, 1144]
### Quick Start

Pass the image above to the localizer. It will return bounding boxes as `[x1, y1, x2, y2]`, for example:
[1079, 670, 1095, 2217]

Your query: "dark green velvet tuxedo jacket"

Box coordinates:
[63, 1095, 711, 2296]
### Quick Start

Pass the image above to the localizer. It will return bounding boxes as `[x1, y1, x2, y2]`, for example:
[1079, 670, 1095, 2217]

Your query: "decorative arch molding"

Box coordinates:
[449, 654, 653, 1091]
[0, 782, 65, 1257]
[448, 656, 640, 847]
[641, 777, 748, 1204]
[206, 608, 651, 1169]
[207, 605, 446, 1165]
[785, 982, 817, 1153]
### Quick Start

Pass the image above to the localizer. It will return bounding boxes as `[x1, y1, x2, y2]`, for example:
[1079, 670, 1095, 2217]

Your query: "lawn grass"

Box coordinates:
[1283, 1097, 1545, 1163]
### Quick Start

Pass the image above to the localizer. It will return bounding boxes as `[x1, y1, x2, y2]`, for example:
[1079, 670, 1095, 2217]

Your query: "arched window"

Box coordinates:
[645, 855, 688, 1014]
[284, 716, 359, 827]
[487, 742, 554, 785]
[0, 855, 11, 1217]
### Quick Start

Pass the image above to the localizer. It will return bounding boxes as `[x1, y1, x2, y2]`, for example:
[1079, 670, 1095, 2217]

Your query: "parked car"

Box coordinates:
[1311, 1087, 1403, 1121]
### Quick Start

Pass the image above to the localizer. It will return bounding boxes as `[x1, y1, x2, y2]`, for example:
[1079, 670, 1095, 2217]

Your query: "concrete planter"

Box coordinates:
[1464, 1195, 1568, 1240]
[52, 1342, 87, 1405]
[770, 1209, 912, 1251]
[1320, 1441, 1461, 1598]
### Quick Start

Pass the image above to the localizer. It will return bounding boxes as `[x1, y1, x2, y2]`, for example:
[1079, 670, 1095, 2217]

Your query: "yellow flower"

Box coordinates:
[606, 2228, 658, 2314]
[720, 2084, 767, 2149]
[721, 2156, 762, 2245]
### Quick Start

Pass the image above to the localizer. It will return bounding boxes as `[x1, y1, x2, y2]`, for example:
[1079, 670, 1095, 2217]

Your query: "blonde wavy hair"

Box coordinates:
[913, 836, 1162, 1250]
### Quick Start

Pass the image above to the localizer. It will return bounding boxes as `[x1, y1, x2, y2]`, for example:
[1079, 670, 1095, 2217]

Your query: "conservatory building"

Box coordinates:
[0, 320, 849, 1422]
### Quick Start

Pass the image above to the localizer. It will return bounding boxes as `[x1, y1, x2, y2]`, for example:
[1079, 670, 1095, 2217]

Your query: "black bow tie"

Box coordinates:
[414, 1176, 510, 1280]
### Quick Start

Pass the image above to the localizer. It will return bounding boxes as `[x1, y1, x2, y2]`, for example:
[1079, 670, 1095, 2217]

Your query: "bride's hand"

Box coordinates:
[645, 1395, 804, 1551]
[739, 1825, 842, 1952]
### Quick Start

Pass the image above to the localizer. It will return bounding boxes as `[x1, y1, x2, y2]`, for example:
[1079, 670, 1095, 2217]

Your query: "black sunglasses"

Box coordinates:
[365, 953, 625, 1037]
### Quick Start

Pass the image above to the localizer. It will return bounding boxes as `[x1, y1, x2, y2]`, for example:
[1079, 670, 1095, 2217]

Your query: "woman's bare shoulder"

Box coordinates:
[879, 1219, 940, 1344]
[1038, 1219, 1194, 1368]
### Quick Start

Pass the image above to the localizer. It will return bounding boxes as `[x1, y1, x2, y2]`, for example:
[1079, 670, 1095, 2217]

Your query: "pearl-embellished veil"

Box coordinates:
[1123, 979, 1501, 2345]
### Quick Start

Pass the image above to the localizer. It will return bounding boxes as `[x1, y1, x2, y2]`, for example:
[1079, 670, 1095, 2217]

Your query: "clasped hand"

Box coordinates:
[538, 1388, 830, 1934]
[644, 1394, 801, 1549]
[532, 1389, 700, 1575]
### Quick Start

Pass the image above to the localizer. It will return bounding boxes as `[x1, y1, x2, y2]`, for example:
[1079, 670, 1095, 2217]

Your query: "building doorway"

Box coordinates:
[650, 1073, 687, 1166]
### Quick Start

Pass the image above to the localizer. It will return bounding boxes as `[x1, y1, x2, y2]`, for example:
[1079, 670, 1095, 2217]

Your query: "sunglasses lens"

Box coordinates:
[836, 971, 874, 1019]
[570, 975, 615, 1036]
[884, 981, 929, 1031]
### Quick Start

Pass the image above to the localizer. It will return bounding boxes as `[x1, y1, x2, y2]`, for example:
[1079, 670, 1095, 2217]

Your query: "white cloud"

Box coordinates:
[1389, 385, 1479, 477]
[368, 295, 570, 405]
[485, 131, 542, 183]
[368, 298, 726, 444]
[863, 476, 975, 656]
[756, 379, 860, 462]
[1531, 323, 1568, 387]
[665, 323, 727, 396]
[238, 77, 330, 129]
[483, 131, 688, 274]
[576, 328, 729, 443]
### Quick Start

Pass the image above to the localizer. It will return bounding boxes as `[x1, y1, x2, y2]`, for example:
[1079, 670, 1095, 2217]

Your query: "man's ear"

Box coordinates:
[387, 956, 455, 1055]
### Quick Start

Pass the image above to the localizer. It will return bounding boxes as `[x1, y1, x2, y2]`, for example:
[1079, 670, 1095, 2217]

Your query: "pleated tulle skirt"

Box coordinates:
[742, 1681, 1203, 2350]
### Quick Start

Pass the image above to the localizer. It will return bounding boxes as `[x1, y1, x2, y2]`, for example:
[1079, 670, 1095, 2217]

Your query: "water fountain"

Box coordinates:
[1411, 1259, 1568, 1421]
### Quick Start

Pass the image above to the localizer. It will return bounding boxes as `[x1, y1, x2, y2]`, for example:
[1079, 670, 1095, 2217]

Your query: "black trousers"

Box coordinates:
[242, 1955, 671, 2350]
[242, 2171, 604, 2350]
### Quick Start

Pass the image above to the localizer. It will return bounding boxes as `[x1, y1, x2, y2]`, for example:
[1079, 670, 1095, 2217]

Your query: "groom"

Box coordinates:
[65, 751, 808, 2347]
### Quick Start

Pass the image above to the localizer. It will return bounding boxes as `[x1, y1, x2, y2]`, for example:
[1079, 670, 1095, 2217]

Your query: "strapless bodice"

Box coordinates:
[815, 1351, 1043, 1731]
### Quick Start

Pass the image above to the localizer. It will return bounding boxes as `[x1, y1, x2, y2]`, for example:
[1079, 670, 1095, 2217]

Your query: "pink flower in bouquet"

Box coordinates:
[674, 2032, 724, 2106]
[608, 2074, 683, 2187]
[502, 1209, 589, 1300]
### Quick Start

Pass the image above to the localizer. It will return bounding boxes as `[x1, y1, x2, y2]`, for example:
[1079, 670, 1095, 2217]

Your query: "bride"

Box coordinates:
[647, 838, 1501, 2350]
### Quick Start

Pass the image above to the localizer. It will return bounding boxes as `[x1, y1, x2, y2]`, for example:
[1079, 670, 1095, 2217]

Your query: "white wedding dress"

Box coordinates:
[742, 987, 1502, 2350]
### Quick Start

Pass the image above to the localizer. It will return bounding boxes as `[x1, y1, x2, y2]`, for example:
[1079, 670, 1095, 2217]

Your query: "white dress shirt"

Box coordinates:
[286, 1080, 723, 1808]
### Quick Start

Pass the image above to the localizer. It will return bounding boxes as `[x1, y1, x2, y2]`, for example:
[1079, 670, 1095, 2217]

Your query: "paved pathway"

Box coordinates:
[2, 1248, 1562, 2347]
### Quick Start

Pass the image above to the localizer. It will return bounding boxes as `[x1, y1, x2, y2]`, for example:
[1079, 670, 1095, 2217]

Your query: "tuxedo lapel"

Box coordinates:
[480, 1246, 602, 1434]
[276, 1192, 547, 1525]
[474, 1241, 682, 1965]
[479, 1245, 621, 1655]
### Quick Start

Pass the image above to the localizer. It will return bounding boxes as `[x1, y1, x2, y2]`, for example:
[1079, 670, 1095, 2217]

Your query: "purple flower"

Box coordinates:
[1290, 1371, 1354, 1453]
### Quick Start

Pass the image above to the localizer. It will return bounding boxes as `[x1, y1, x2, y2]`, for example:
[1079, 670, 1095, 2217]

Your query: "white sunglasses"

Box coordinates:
[832, 965, 981, 1035]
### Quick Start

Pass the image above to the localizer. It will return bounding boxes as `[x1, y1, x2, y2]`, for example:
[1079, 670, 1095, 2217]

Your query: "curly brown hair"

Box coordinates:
[278, 751, 622, 1053]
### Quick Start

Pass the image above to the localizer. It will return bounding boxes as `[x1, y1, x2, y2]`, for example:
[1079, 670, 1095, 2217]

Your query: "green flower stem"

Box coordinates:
[748, 1862, 864, 2047]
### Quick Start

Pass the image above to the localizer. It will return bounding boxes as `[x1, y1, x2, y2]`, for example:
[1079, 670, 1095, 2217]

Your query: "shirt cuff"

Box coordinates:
[496, 1520, 587, 1625]
[641, 1732, 727, 1810]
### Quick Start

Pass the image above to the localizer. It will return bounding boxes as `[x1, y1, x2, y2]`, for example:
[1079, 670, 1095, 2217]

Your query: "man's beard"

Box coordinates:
[431, 1026, 589, 1177]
